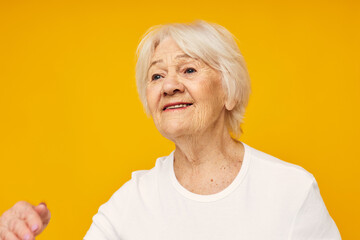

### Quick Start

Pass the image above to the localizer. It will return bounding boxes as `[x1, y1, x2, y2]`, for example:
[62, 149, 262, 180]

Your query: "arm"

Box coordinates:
[83, 203, 121, 240]
[289, 178, 341, 240]
[83, 180, 133, 240]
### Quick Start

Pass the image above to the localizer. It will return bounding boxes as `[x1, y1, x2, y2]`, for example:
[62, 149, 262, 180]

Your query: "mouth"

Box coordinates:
[162, 102, 193, 111]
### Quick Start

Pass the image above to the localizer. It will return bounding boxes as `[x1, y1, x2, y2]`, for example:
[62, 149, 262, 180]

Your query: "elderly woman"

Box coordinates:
[0, 21, 341, 240]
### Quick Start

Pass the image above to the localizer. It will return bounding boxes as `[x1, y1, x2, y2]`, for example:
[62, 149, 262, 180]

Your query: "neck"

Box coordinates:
[172, 123, 244, 195]
[161, 109, 245, 194]
[173, 125, 238, 167]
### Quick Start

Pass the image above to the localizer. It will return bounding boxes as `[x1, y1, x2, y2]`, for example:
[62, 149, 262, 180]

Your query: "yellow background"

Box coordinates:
[1, 0, 359, 239]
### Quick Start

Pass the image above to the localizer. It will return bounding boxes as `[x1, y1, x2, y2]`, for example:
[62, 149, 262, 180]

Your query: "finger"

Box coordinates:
[22, 213, 42, 237]
[33, 204, 51, 234]
[34, 203, 50, 225]
[11, 202, 37, 222]
[12, 205, 43, 237]
[0, 226, 20, 240]
[6, 218, 33, 240]
[1, 201, 37, 239]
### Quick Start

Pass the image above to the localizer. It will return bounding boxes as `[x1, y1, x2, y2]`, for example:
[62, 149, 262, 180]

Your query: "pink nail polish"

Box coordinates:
[31, 224, 39, 232]
[23, 234, 31, 240]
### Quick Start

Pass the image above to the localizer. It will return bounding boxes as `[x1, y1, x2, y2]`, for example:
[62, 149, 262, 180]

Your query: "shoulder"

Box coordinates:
[243, 144, 341, 239]
[84, 154, 172, 239]
[130, 154, 170, 188]
[245, 143, 314, 179]
[85, 154, 171, 236]
[244, 143, 315, 192]
[107, 153, 171, 205]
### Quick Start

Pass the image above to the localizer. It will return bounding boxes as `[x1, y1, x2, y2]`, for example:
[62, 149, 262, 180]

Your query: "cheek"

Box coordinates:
[192, 81, 225, 128]
[198, 78, 226, 109]
[209, 79, 227, 108]
[192, 105, 212, 131]
[146, 85, 160, 113]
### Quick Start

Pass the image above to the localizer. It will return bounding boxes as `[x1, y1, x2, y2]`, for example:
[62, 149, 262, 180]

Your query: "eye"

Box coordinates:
[151, 74, 162, 81]
[184, 68, 196, 74]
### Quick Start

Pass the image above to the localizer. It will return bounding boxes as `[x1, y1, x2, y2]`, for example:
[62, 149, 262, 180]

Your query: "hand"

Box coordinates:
[0, 201, 51, 240]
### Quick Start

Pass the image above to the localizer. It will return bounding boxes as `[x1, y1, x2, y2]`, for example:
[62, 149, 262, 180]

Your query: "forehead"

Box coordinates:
[148, 38, 201, 72]
[155, 37, 181, 51]
[151, 37, 186, 60]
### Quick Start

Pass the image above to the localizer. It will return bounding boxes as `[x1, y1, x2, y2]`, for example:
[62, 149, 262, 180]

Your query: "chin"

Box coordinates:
[159, 124, 192, 140]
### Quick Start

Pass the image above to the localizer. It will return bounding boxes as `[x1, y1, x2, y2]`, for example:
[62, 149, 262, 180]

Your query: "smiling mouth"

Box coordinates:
[163, 103, 193, 111]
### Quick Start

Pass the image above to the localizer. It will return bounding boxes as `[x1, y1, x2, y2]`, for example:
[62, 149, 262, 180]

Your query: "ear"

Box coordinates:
[225, 98, 236, 111]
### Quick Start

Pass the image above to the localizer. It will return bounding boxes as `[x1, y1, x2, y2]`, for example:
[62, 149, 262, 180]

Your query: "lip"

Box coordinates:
[162, 102, 193, 111]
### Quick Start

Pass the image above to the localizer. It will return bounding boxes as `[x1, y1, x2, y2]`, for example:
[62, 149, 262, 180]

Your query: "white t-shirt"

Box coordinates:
[84, 143, 341, 240]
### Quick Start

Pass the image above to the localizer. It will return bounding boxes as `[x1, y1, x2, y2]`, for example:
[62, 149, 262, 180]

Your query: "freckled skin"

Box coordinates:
[146, 37, 245, 195]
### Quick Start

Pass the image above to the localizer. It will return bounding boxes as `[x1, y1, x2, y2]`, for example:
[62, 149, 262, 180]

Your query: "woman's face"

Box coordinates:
[146, 37, 228, 140]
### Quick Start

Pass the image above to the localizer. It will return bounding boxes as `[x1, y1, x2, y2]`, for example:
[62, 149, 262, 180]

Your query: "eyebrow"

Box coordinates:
[175, 54, 192, 60]
[148, 54, 193, 69]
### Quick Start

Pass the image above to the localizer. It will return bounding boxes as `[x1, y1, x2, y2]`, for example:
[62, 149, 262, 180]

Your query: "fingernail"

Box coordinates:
[23, 234, 31, 240]
[31, 224, 39, 232]
[40, 202, 47, 207]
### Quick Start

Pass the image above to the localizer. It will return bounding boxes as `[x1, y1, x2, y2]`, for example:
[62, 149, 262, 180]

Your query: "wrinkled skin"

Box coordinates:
[146, 37, 230, 140]
[0, 202, 50, 240]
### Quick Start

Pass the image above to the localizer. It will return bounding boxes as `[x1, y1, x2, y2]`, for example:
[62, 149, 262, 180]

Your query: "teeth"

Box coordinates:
[166, 104, 190, 110]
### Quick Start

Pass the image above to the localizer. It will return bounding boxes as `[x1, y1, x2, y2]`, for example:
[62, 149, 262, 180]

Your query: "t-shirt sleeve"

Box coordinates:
[83, 203, 120, 240]
[83, 181, 132, 240]
[289, 177, 341, 240]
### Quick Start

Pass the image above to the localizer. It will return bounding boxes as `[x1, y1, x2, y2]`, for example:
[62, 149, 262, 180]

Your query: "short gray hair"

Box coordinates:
[136, 20, 251, 137]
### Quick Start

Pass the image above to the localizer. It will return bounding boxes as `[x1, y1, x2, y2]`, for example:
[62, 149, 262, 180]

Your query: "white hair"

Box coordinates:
[136, 20, 251, 137]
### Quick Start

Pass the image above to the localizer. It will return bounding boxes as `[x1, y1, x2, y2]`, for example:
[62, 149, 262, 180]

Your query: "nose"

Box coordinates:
[162, 71, 185, 96]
